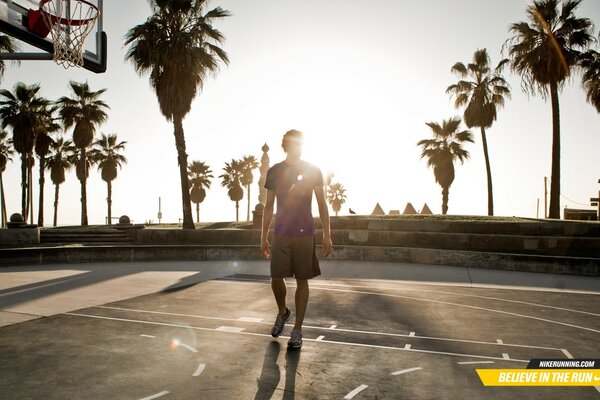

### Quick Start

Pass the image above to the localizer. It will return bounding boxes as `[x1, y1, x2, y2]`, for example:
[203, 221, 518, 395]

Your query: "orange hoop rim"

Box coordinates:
[39, 0, 99, 27]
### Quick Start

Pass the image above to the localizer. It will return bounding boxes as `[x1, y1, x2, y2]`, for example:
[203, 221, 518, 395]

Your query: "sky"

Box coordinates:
[1, 0, 599, 226]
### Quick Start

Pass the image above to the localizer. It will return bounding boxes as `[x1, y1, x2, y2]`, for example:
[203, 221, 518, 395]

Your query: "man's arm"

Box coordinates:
[314, 185, 333, 256]
[261, 190, 276, 259]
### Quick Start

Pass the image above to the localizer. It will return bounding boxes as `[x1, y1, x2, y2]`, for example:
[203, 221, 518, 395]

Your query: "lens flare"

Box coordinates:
[170, 338, 181, 350]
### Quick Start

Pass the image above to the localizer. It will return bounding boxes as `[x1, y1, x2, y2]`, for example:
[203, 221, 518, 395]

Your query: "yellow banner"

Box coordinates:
[476, 369, 600, 386]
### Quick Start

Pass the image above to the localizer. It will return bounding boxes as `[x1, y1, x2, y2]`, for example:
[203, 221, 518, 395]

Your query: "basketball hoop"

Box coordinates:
[39, 0, 99, 68]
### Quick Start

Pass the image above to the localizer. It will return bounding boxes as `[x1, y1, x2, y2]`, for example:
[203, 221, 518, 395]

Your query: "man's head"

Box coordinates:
[282, 129, 304, 158]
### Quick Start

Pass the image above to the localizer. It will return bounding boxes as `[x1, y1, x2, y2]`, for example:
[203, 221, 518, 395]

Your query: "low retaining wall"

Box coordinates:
[0, 228, 40, 247]
[1, 244, 598, 277]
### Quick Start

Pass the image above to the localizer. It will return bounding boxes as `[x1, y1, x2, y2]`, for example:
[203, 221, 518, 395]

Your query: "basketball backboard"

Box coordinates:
[0, 0, 106, 73]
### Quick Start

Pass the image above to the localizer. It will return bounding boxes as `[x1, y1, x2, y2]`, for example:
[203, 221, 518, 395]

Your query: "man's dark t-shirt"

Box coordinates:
[264, 160, 324, 236]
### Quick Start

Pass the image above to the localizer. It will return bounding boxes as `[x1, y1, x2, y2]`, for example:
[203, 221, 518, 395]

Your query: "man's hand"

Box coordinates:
[322, 234, 333, 257]
[261, 238, 270, 259]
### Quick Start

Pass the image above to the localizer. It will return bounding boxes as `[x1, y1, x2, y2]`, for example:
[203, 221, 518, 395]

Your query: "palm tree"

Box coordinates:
[506, 0, 594, 219]
[35, 105, 60, 227]
[446, 49, 511, 216]
[327, 182, 347, 217]
[417, 117, 473, 215]
[0, 82, 49, 221]
[124, 0, 230, 229]
[89, 133, 127, 225]
[57, 81, 109, 226]
[0, 129, 14, 227]
[0, 35, 17, 82]
[220, 159, 244, 223]
[46, 137, 77, 226]
[240, 155, 259, 222]
[188, 160, 213, 223]
[580, 49, 600, 112]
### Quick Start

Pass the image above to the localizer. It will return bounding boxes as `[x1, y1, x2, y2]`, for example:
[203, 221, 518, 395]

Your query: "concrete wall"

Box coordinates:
[0, 228, 40, 247]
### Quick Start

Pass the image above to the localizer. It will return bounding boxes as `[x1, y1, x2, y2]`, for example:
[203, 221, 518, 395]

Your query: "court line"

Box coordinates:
[94, 305, 564, 352]
[63, 312, 529, 363]
[404, 344, 411, 350]
[316, 335, 325, 341]
[502, 353, 510, 360]
[218, 277, 600, 317]
[561, 349, 574, 359]
[139, 390, 169, 400]
[140, 334, 155, 338]
[214, 279, 600, 335]
[344, 384, 368, 399]
[192, 363, 206, 377]
[391, 367, 422, 376]
[305, 285, 600, 335]
[457, 361, 495, 365]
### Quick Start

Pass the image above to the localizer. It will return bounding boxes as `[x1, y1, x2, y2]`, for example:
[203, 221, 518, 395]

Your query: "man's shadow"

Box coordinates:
[254, 341, 301, 400]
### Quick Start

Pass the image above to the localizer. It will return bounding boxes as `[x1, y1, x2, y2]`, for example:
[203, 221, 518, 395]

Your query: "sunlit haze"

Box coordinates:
[2, 0, 599, 225]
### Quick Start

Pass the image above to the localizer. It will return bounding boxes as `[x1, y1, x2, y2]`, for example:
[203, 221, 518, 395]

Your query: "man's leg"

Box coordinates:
[293, 279, 309, 331]
[271, 277, 287, 315]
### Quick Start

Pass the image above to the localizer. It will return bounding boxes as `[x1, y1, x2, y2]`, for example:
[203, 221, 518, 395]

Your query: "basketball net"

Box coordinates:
[39, 0, 99, 68]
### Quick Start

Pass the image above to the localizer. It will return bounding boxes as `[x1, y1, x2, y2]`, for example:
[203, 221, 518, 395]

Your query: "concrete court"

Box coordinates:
[0, 260, 599, 399]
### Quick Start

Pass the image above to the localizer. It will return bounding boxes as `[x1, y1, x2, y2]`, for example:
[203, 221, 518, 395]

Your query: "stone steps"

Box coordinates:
[132, 229, 600, 258]
[40, 227, 133, 244]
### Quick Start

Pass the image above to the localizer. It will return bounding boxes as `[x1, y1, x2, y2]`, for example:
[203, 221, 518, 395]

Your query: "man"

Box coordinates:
[261, 129, 333, 349]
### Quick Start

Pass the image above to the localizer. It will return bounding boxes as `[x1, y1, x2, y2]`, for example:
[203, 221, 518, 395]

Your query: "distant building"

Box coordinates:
[371, 203, 385, 215]
[420, 203, 433, 215]
[389, 209, 400, 215]
[402, 202, 417, 215]
[564, 208, 597, 221]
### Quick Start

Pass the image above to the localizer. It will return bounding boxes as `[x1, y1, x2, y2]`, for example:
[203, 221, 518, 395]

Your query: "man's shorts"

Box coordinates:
[270, 234, 321, 280]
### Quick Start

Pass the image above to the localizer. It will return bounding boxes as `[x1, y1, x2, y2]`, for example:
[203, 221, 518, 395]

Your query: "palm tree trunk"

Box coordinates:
[20, 153, 26, 218]
[548, 81, 561, 219]
[80, 149, 88, 226]
[0, 173, 6, 227]
[235, 200, 239, 223]
[247, 184, 251, 222]
[441, 186, 449, 215]
[28, 155, 33, 224]
[480, 127, 494, 216]
[196, 202, 200, 223]
[173, 116, 195, 229]
[53, 184, 59, 227]
[107, 180, 112, 225]
[37, 156, 45, 227]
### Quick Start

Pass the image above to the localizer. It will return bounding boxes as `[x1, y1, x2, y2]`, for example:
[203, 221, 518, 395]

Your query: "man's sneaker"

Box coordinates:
[271, 308, 291, 337]
[287, 329, 302, 349]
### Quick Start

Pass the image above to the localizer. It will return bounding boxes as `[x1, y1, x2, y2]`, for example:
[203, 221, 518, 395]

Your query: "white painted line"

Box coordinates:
[457, 361, 495, 365]
[502, 353, 510, 360]
[238, 317, 263, 323]
[94, 305, 564, 352]
[561, 349, 574, 359]
[215, 326, 245, 333]
[404, 344, 412, 350]
[496, 339, 503, 344]
[391, 367, 422, 376]
[139, 390, 169, 400]
[303, 286, 600, 335]
[344, 384, 368, 399]
[217, 277, 600, 311]
[329, 324, 337, 329]
[595, 386, 600, 394]
[192, 363, 206, 377]
[409, 332, 415, 337]
[140, 334, 155, 338]
[316, 335, 325, 341]
[64, 313, 531, 363]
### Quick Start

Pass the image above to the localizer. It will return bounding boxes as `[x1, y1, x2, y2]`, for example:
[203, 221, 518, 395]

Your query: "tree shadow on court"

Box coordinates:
[254, 340, 301, 400]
